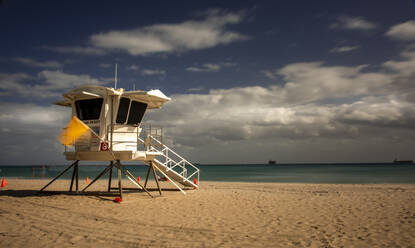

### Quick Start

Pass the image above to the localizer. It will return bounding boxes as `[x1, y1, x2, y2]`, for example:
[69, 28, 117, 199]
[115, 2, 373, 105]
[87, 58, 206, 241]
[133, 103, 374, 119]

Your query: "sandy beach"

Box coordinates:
[0, 179, 414, 247]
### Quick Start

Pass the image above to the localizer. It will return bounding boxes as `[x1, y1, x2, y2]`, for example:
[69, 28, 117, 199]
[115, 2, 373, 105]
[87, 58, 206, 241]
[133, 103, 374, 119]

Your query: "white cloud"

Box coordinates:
[385, 20, 415, 41]
[222, 62, 237, 67]
[126, 64, 166, 76]
[260, 62, 392, 104]
[187, 87, 205, 92]
[382, 47, 415, 104]
[99, 63, 112, 68]
[38, 70, 104, 89]
[126, 64, 140, 71]
[89, 10, 248, 56]
[0, 102, 71, 164]
[145, 49, 415, 162]
[330, 45, 360, 53]
[0, 102, 69, 127]
[0, 70, 108, 98]
[149, 87, 415, 151]
[0, 73, 32, 94]
[383, 48, 415, 78]
[330, 15, 377, 30]
[43, 10, 247, 57]
[186, 63, 221, 72]
[337, 95, 414, 126]
[186, 61, 237, 72]
[277, 62, 393, 103]
[42, 45, 107, 55]
[12, 57, 62, 68]
[262, 70, 277, 79]
[141, 69, 166, 76]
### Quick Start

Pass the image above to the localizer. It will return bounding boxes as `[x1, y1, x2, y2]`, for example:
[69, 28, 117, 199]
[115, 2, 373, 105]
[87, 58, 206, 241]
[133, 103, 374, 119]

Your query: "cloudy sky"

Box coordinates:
[1, 0, 415, 165]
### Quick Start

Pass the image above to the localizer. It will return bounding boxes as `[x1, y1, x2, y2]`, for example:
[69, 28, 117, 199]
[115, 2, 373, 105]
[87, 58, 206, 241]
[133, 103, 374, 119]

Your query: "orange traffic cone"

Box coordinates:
[86, 176, 90, 184]
[137, 176, 140, 182]
[1, 178, 7, 188]
[193, 178, 197, 190]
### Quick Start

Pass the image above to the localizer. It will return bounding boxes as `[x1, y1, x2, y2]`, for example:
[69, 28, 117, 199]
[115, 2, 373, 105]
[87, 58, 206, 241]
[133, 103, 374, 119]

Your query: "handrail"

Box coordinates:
[145, 135, 199, 184]
[149, 136, 187, 162]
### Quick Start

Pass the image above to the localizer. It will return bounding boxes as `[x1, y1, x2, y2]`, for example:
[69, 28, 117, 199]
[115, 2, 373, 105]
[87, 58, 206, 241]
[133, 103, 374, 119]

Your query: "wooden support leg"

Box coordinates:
[75, 161, 79, 193]
[108, 161, 113, 192]
[152, 163, 186, 195]
[81, 164, 112, 192]
[117, 160, 123, 199]
[150, 161, 162, 196]
[40, 160, 78, 192]
[144, 164, 151, 189]
[115, 163, 153, 198]
[69, 163, 76, 192]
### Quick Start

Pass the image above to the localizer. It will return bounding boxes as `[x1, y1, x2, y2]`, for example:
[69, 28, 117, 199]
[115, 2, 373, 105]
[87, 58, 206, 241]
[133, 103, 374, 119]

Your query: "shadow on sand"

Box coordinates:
[0, 187, 188, 199]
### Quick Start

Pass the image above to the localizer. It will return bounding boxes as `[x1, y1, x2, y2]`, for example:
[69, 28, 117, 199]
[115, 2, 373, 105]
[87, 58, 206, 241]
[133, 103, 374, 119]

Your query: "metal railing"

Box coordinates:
[142, 135, 200, 185]
[110, 125, 140, 150]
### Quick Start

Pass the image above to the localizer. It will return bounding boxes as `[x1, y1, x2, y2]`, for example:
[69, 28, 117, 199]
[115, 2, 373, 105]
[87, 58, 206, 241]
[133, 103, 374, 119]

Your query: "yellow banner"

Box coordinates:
[58, 116, 90, 146]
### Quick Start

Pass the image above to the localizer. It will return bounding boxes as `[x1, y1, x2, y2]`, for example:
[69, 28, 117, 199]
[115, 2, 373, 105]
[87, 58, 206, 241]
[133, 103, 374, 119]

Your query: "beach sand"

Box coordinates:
[0, 179, 414, 247]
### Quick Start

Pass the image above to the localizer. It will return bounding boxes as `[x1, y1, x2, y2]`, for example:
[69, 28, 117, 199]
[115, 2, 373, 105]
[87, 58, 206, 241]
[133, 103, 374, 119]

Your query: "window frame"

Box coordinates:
[127, 100, 148, 125]
[74, 98, 104, 121]
[115, 97, 131, 124]
[115, 97, 147, 126]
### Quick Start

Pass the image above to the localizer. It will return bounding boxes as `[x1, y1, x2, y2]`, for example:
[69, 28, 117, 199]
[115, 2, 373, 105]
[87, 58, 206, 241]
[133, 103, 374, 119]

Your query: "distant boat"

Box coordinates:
[268, 160, 276, 165]
[393, 158, 413, 164]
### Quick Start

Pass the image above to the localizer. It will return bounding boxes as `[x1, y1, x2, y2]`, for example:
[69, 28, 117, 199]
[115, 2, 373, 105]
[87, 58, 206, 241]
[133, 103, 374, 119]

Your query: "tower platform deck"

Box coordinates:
[64, 151, 161, 161]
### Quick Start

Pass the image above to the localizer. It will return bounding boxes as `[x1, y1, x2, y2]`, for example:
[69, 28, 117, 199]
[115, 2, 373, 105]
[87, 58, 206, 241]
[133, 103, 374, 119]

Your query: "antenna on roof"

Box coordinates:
[114, 63, 118, 89]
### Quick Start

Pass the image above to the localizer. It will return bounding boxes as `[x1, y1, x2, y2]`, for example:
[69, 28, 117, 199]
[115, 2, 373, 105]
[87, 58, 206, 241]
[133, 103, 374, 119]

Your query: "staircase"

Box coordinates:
[138, 131, 200, 189]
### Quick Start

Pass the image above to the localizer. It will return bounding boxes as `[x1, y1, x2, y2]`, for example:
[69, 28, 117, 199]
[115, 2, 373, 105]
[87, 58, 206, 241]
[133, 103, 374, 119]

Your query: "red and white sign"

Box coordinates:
[100, 142, 109, 151]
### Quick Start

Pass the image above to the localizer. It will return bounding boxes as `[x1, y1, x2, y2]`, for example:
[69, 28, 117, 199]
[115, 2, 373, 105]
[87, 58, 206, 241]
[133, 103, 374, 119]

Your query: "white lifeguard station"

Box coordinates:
[41, 85, 200, 199]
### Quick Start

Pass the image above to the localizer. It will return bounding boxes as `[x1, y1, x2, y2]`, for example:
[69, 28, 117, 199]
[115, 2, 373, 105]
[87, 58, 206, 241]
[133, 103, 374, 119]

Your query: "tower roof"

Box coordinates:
[53, 85, 171, 109]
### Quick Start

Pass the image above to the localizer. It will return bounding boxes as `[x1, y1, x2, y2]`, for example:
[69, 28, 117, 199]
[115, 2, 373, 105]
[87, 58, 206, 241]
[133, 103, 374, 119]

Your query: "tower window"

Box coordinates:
[116, 97, 130, 124]
[127, 101, 148, 125]
[116, 97, 147, 125]
[75, 98, 103, 120]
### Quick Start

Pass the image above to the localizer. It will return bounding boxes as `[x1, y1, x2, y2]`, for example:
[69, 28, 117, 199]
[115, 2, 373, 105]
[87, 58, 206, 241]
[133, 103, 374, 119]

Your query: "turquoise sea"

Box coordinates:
[1, 163, 415, 184]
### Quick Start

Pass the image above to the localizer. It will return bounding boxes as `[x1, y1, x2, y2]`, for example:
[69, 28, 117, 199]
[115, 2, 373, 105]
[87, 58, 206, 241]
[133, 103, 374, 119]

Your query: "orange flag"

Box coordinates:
[58, 116, 90, 146]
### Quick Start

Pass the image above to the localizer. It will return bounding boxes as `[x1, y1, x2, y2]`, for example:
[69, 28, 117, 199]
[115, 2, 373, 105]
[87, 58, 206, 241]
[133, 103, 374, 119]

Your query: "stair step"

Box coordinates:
[146, 135, 199, 189]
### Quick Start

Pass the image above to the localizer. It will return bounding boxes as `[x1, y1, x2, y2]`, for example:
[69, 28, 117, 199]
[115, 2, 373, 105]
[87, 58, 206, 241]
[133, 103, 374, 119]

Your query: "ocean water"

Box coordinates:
[1, 163, 415, 184]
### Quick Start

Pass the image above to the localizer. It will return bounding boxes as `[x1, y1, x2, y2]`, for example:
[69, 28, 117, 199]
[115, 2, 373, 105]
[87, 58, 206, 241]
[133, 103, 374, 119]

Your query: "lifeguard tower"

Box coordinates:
[40, 85, 200, 199]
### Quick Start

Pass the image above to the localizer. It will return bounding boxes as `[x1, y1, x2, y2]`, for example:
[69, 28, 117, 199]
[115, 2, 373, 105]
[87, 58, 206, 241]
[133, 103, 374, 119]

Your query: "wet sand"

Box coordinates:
[0, 179, 414, 247]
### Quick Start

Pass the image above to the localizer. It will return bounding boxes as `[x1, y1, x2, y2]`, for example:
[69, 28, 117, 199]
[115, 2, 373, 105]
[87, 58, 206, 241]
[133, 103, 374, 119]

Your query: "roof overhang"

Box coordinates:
[53, 99, 72, 107]
[123, 89, 171, 109]
[53, 85, 170, 109]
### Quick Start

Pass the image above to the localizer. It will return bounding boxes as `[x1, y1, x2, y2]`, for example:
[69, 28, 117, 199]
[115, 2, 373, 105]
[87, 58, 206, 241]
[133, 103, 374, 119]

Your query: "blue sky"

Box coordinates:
[1, 0, 415, 164]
